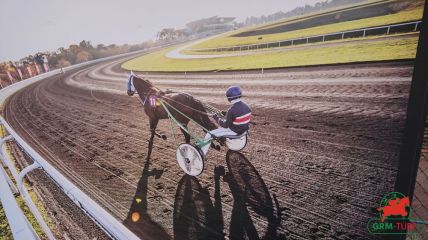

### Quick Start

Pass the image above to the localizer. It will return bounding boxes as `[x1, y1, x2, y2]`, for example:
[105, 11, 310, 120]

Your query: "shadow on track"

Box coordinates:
[124, 134, 284, 239]
[173, 169, 225, 240]
[123, 136, 170, 239]
[225, 150, 285, 240]
[173, 150, 285, 240]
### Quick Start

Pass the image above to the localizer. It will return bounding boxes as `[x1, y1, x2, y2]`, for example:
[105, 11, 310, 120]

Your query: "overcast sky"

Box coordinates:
[0, 0, 322, 62]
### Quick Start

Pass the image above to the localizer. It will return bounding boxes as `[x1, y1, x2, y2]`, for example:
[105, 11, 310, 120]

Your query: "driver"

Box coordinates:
[200, 86, 251, 158]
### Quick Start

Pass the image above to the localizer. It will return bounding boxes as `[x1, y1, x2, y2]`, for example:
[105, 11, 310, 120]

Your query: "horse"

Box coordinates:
[377, 196, 410, 222]
[126, 73, 217, 146]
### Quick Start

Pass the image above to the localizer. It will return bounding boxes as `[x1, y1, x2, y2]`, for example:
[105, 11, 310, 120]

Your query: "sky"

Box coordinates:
[0, 0, 322, 62]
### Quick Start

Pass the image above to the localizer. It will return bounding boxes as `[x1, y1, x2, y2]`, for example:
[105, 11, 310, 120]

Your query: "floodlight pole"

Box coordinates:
[394, 1, 428, 239]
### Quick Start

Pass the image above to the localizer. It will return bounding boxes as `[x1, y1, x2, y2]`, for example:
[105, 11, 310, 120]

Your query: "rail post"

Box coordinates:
[0, 165, 39, 240]
[415, 22, 419, 31]
[0, 162, 18, 194]
[16, 162, 55, 240]
[363, 29, 366, 37]
[0, 135, 19, 181]
[0, 132, 56, 239]
[387, 26, 391, 35]
[341, 33, 344, 40]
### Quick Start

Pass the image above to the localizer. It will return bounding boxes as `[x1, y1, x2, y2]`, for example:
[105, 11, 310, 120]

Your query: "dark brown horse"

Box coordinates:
[126, 74, 217, 145]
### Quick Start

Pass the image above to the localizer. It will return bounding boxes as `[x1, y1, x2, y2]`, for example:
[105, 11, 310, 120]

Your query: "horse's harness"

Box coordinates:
[130, 76, 159, 108]
[142, 91, 159, 107]
[130, 76, 216, 116]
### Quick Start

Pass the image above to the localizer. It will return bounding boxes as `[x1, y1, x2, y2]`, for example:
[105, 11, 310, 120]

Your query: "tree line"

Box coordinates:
[238, 0, 367, 27]
[0, 40, 157, 85]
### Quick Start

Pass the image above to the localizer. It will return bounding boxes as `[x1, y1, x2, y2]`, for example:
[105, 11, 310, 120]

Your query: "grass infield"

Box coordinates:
[122, 36, 418, 72]
[189, 8, 422, 50]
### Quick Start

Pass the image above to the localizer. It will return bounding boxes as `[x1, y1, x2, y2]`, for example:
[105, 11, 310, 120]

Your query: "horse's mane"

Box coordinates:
[132, 76, 162, 93]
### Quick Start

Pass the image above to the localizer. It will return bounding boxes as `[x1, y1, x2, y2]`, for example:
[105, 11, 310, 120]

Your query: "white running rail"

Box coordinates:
[0, 50, 147, 240]
[0, 162, 39, 240]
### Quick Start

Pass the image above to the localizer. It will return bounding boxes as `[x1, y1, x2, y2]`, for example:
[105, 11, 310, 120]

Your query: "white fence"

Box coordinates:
[0, 50, 149, 240]
[0, 160, 39, 239]
[192, 20, 422, 53]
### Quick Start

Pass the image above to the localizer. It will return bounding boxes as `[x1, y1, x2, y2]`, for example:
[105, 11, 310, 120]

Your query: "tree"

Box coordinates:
[79, 40, 93, 49]
[76, 51, 93, 63]
[238, 0, 367, 27]
[175, 29, 189, 39]
[69, 44, 79, 54]
[48, 53, 59, 67]
[0, 62, 7, 73]
[96, 44, 106, 50]
[157, 28, 177, 41]
[57, 58, 71, 68]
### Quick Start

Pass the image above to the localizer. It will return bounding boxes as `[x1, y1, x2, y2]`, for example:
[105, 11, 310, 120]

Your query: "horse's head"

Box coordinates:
[133, 77, 155, 93]
[126, 72, 159, 99]
[126, 73, 136, 96]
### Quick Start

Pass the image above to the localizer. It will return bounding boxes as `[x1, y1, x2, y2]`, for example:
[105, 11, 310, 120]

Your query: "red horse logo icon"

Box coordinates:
[377, 197, 410, 222]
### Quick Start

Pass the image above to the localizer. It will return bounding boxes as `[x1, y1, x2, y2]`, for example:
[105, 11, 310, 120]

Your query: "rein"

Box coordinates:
[135, 90, 220, 117]
[130, 74, 222, 117]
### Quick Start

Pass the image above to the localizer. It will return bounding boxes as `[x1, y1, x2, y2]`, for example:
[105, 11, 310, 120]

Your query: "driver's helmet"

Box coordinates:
[226, 86, 242, 102]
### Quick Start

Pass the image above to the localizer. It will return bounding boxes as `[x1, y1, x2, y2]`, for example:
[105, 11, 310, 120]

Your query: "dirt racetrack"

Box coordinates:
[3, 54, 414, 239]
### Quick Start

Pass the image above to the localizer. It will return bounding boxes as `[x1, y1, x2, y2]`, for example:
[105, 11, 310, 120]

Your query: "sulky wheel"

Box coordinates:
[176, 143, 204, 176]
[226, 135, 247, 151]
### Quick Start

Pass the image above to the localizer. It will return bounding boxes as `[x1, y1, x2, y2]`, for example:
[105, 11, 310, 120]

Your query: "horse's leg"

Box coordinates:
[180, 124, 191, 144]
[149, 118, 167, 140]
[211, 142, 221, 151]
[149, 118, 158, 144]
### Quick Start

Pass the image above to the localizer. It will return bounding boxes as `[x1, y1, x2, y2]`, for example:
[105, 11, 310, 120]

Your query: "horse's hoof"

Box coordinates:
[223, 172, 232, 182]
[211, 142, 220, 151]
[214, 166, 225, 176]
[161, 135, 167, 140]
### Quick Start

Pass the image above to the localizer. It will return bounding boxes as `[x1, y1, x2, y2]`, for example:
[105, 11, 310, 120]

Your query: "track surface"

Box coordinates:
[4, 55, 413, 239]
